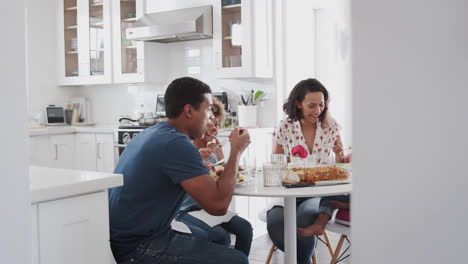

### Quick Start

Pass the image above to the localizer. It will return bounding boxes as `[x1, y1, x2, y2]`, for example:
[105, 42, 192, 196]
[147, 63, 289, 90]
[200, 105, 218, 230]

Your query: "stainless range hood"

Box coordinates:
[126, 5, 212, 43]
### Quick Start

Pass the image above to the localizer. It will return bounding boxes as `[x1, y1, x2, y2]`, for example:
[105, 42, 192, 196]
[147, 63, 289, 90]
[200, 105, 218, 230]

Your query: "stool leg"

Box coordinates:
[330, 235, 346, 264]
[323, 231, 335, 257]
[265, 244, 276, 264]
[312, 250, 317, 264]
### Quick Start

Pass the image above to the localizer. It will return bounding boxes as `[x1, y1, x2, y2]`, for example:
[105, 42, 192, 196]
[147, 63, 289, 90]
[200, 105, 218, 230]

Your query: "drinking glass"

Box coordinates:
[271, 154, 287, 169]
[342, 146, 352, 163]
[241, 146, 256, 175]
[263, 162, 282, 187]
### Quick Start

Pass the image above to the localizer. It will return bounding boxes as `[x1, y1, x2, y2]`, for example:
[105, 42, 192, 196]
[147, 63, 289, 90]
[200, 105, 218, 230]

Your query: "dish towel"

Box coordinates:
[188, 209, 237, 227]
[170, 219, 192, 234]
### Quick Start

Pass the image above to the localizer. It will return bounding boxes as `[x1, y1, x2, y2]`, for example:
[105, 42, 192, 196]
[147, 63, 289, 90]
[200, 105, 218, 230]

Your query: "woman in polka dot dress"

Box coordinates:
[266, 78, 350, 264]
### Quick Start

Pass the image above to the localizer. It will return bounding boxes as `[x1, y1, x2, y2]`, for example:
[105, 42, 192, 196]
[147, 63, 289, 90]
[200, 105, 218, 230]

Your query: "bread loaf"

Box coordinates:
[284, 165, 349, 183]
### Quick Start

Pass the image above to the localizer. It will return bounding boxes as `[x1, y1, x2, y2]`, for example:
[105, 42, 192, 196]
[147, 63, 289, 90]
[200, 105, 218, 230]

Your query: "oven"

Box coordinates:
[113, 126, 147, 165]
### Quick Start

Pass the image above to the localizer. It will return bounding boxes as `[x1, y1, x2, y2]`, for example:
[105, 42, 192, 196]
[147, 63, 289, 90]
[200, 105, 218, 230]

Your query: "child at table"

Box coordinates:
[175, 96, 253, 256]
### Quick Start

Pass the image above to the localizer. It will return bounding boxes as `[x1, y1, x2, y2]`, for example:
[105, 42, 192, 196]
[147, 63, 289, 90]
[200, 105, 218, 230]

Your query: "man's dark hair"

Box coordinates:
[164, 77, 212, 118]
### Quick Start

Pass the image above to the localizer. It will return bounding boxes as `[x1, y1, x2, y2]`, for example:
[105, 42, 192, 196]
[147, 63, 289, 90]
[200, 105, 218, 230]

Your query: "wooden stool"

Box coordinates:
[325, 221, 351, 264]
[265, 231, 334, 264]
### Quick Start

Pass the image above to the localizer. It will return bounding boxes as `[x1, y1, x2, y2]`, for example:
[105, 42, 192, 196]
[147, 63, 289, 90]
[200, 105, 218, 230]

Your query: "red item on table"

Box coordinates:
[291, 145, 308, 158]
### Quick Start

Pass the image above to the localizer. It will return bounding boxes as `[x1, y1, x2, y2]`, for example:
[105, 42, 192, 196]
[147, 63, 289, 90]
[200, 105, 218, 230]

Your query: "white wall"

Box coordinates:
[281, 0, 352, 147]
[26, 0, 72, 121]
[352, 0, 468, 263]
[1, 1, 32, 263]
[316, 0, 352, 147]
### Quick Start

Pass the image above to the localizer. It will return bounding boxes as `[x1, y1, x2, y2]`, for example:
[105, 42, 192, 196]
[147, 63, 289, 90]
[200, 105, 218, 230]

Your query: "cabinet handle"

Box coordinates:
[97, 142, 102, 159]
[215, 52, 220, 69]
[137, 60, 143, 75]
[54, 144, 58, 160]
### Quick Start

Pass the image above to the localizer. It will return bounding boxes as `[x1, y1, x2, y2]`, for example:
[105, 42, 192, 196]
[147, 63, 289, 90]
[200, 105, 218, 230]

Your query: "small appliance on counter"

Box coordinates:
[154, 91, 228, 117]
[46, 105, 66, 126]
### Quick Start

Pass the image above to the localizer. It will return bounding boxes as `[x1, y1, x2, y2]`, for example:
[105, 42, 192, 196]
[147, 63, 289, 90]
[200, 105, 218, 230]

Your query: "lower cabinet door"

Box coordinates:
[75, 133, 97, 171]
[96, 133, 115, 172]
[38, 191, 110, 264]
[29, 136, 50, 167]
[49, 134, 75, 169]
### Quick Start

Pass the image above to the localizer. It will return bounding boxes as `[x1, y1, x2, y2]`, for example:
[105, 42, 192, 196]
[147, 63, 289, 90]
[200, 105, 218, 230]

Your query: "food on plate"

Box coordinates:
[213, 165, 244, 175]
[282, 165, 349, 184]
[210, 165, 245, 183]
[238, 174, 245, 182]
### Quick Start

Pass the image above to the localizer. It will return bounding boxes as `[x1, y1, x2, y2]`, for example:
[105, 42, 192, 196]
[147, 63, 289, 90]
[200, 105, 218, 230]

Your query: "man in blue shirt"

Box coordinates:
[109, 77, 251, 264]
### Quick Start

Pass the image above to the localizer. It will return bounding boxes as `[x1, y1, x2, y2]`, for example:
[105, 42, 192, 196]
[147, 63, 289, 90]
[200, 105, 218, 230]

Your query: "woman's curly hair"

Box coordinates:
[283, 78, 331, 127]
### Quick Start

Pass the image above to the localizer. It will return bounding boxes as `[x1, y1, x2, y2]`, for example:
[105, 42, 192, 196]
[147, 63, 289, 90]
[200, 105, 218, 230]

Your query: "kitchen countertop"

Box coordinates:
[29, 125, 117, 136]
[30, 166, 123, 204]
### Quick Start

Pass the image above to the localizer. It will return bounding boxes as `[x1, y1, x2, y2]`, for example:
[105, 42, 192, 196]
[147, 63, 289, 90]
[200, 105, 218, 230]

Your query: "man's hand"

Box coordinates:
[230, 127, 250, 154]
[199, 148, 214, 160]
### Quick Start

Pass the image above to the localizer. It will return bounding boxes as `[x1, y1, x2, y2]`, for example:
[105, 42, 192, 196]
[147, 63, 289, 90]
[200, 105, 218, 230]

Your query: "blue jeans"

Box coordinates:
[176, 212, 253, 256]
[266, 197, 321, 264]
[117, 230, 248, 264]
[221, 215, 253, 256]
[319, 195, 351, 216]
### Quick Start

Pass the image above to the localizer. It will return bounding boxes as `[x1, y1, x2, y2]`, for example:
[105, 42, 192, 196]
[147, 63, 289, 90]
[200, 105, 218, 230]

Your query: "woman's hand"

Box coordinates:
[332, 136, 345, 163]
[199, 148, 214, 160]
[343, 153, 352, 163]
[333, 145, 344, 160]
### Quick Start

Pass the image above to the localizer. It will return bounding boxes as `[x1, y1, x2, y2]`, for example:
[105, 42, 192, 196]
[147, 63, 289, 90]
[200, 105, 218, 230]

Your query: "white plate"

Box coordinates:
[313, 178, 351, 186]
[236, 175, 255, 185]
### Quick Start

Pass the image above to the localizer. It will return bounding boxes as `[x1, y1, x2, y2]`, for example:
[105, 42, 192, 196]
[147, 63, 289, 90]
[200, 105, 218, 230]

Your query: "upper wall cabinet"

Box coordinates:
[111, 0, 145, 83]
[213, 0, 273, 78]
[57, 0, 112, 85]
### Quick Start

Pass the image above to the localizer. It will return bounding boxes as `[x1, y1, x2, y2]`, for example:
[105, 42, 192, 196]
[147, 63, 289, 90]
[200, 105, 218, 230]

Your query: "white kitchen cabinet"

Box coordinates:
[111, 0, 169, 84]
[96, 133, 115, 172]
[75, 133, 115, 172]
[213, 0, 273, 78]
[75, 133, 98, 170]
[30, 135, 51, 167]
[49, 134, 76, 169]
[111, 0, 145, 83]
[36, 191, 111, 264]
[30, 134, 76, 169]
[30, 131, 115, 171]
[57, 0, 112, 85]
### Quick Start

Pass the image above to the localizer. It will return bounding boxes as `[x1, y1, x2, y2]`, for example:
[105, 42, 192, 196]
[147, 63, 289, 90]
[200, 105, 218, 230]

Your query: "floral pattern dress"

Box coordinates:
[273, 118, 342, 165]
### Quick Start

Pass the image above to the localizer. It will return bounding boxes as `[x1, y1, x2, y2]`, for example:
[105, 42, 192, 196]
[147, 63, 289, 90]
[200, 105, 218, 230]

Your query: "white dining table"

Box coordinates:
[234, 173, 352, 264]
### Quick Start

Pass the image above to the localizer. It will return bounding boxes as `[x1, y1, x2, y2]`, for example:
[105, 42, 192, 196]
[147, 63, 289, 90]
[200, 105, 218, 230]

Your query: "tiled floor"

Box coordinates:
[248, 231, 351, 264]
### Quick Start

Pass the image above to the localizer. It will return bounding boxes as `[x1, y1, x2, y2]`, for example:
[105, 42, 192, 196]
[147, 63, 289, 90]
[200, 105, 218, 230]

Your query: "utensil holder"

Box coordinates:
[238, 105, 257, 127]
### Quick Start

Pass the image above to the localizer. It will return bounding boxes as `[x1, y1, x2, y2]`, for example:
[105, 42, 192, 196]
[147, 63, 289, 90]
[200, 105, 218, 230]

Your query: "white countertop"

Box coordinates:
[29, 125, 117, 136]
[30, 166, 123, 204]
